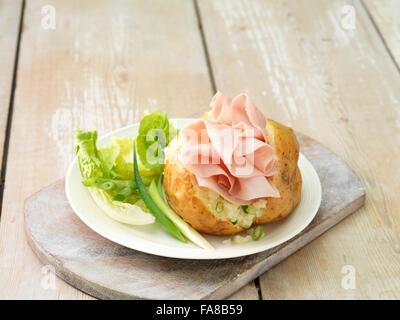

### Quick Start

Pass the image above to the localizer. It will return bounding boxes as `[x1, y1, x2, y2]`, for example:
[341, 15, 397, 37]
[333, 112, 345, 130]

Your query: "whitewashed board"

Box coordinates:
[24, 134, 365, 299]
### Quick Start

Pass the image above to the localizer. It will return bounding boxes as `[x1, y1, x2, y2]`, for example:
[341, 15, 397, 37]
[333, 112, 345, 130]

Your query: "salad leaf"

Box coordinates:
[75, 131, 136, 180]
[74, 129, 154, 225]
[98, 143, 119, 176]
[89, 188, 154, 225]
[111, 136, 134, 180]
[75, 130, 104, 179]
[136, 111, 174, 173]
[74, 112, 178, 228]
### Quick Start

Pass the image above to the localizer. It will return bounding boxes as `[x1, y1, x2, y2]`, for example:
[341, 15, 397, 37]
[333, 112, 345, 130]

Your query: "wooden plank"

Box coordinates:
[23, 132, 365, 299]
[0, 0, 22, 179]
[198, 0, 400, 299]
[0, 0, 260, 300]
[364, 0, 400, 68]
[227, 282, 259, 300]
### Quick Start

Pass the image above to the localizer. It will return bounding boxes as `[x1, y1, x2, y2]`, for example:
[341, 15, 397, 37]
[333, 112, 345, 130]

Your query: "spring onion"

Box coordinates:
[83, 177, 130, 191]
[112, 181, 136, 202]
[251, 225, 265, 241]
[148, 178, 214, 250]
[241, 205, 249, 214]
[133, 145, 187, 242]
[215, 201, 224, 213]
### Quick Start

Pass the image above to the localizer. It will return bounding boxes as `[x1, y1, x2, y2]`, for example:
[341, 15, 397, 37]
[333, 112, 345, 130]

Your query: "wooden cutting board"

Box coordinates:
[24, 134, 365, 300]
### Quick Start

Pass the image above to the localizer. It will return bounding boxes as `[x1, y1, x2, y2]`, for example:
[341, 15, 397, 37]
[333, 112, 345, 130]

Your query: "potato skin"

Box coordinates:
[254, 119, 302, 224]
[163, 118, 302, 235]
[164, 155, 244, 235]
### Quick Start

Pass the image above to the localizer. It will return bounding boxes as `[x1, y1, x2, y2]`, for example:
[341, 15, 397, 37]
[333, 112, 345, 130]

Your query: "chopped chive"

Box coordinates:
[241, 205, 249, 214]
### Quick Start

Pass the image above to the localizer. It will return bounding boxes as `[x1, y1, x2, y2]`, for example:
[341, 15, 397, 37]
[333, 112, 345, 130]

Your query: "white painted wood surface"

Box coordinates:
[364, 0, 400, 67]
[0, 0, 254, 300]
[0, 0, 22, 168]
[0, 0, 399, 299]
[198, 0, 400, 299]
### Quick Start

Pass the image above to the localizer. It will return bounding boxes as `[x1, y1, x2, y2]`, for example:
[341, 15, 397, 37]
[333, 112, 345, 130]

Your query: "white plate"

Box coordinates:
[66, 119, 321, 259]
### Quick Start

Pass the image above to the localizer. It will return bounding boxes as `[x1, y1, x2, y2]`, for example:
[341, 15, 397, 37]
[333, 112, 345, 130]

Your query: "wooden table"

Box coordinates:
[0, 0, 399, 300]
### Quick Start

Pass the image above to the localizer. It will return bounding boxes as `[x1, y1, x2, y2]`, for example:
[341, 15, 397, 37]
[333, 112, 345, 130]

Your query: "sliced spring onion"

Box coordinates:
[148, 179, 214, 250]
[241, 205, 249, 214]
[215, 201, 224, 213]
[251, 225, 265, 241]
[99, 181, 114, 190]
[83, 178, 130, 191]
[112, 181, 136, 202]
[133, 145, 187, 242]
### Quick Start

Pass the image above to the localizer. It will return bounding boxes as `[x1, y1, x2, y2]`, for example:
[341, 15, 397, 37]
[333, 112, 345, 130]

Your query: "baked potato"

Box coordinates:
[163, 119, 302, 235]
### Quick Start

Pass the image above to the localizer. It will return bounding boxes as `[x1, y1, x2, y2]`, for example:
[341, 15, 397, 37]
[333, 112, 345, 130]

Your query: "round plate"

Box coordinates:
[65, 119, 321, 259]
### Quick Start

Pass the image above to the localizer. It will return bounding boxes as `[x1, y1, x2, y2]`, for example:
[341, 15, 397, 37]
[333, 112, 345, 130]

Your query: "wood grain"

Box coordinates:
[24, 134, 365, 299]
[2, 0, 398, 299]
[0, 0, 22, 176]
[198, 0, 400, 299]
[364, 0, 400, 68]
[0, 0, 256, 300]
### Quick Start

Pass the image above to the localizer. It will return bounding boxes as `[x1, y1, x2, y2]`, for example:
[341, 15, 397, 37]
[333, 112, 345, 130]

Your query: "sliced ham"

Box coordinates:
[180, 92, 280, 205]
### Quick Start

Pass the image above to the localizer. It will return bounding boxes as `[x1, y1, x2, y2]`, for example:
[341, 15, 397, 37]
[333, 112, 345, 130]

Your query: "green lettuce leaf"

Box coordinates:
[74, 129, 153, 224]
[111, 136, 134, 180]
[98, 143, 120, 176]
[75, 131, 134, 183]
[74, 130, 104, 179]
[89, 188, 154, 225]
[136, 111, 170, 173]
